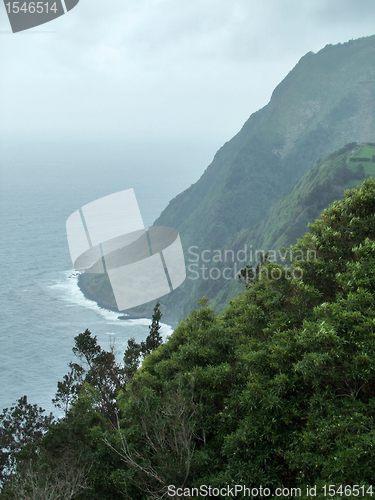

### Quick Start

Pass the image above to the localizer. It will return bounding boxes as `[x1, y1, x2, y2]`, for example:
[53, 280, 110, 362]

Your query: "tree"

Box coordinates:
[105, 380, 197, 499]
[2, 451, 89, 500]
[52, 362, 84, 417]
[140, 302, 163, 359]
[0, 396, 53, 490]
[123, 302, 164, 381]
[53, 329, 124, 424]
[123, 337, 141, 381]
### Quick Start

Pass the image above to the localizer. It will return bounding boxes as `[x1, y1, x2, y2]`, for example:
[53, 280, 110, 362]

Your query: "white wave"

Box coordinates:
[48, 270, 174, 336]
[127, 318, 151, 326]
[48, 270, 122, 322]
[160, 323, 174, 339]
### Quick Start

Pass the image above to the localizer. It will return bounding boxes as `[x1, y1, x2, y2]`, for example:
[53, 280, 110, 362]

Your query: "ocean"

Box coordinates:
[0, 147, 208, 416]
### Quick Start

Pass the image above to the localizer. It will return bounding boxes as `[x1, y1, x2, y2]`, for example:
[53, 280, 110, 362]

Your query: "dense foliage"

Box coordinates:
[2, 180, 375, 498]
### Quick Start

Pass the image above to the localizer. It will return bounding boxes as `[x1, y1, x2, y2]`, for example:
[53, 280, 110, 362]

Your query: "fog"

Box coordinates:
[1, 0, 375, 184]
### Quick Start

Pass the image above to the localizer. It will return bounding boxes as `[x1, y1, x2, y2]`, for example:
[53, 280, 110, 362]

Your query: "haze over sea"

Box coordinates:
[0, 143, 211, 415]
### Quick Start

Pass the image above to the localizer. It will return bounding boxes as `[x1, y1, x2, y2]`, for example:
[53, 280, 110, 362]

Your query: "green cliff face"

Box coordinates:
[249, 142, 375, 252]
[79, 35, 375, 325]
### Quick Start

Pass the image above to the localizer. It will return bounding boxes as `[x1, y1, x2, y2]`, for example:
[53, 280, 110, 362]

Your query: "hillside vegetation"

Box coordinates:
[78, 35, 375, 324]
[3, 179, 375, 499]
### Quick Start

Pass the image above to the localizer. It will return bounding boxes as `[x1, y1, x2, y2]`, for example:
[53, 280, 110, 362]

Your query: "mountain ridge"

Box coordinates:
[78, 35, 375, 324]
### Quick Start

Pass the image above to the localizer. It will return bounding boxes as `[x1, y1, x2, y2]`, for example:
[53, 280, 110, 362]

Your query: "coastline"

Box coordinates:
[76, 272, 177, 327]
[77, 272, 151, 320]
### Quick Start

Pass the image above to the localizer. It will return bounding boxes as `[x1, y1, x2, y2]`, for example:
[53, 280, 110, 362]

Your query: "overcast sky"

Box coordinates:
[1, 0, 375, 173]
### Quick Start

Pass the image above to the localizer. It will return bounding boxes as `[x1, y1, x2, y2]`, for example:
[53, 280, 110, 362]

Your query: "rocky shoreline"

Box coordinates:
[77, 272, 149, 321]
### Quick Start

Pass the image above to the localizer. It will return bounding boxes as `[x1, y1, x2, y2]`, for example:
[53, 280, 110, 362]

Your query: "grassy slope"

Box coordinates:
[253, 143, 373, 251]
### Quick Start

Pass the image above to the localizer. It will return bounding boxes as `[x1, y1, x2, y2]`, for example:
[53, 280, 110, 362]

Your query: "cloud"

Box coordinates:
[313, 0, 375, 24]
[0, 0, 374, 150]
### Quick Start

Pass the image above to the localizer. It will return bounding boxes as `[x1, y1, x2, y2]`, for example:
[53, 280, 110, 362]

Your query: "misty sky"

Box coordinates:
[1, 0, 375, 174]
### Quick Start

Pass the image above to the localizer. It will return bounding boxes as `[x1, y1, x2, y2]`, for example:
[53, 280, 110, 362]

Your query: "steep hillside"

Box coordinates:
[154, 36, 375, 323]
[157, 36, 375, 242]
[79, 35, 375, 325]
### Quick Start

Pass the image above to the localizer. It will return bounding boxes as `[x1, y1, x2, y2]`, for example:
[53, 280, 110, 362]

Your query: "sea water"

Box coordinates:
[0, 151, 206, 415]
